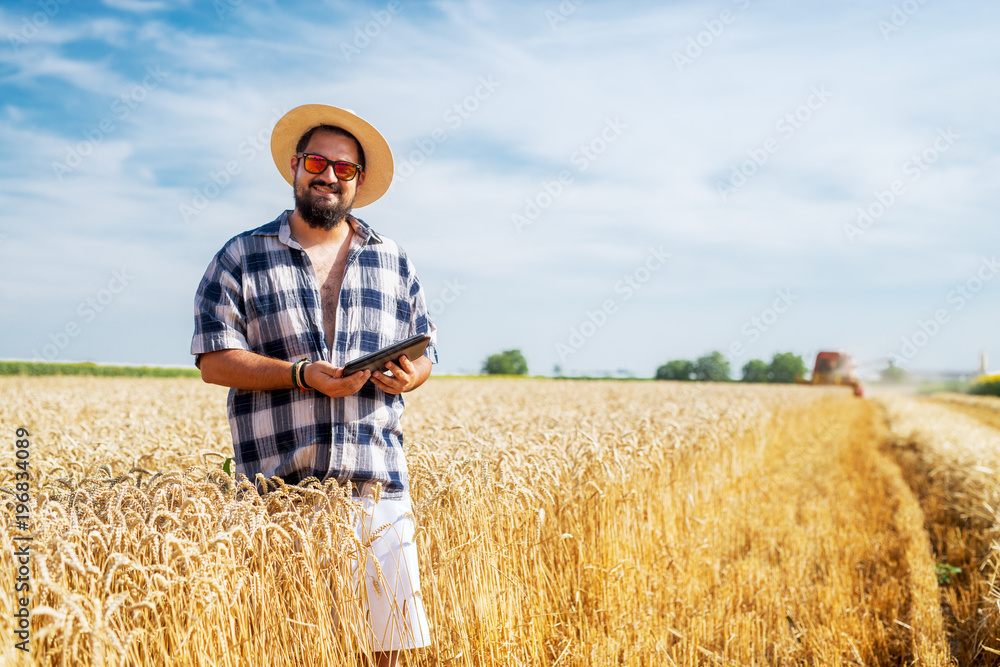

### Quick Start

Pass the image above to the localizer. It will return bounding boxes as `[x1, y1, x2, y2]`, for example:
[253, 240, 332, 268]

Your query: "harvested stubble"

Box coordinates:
[0, 377, 953, 665]
[927, 393, 1000, 433]
[928, 393, 1000, 414]
[877, 394, 1000, 664]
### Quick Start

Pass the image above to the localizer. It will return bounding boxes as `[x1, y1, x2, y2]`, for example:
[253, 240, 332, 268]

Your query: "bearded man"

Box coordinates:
[190, 104, 436, 665]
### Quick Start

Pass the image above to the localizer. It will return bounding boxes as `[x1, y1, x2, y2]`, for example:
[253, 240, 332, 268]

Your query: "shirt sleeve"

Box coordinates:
[404, 255, 439, 365]
[190, 240, 251, 368]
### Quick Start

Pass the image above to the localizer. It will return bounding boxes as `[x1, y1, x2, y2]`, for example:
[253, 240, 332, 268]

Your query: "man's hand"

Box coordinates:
[370, 355, 432, 395]
[303, 360, 371, 398]
[198, 349, 426, 398]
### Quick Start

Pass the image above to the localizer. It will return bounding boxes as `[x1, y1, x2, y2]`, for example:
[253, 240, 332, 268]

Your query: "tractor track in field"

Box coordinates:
[876, 393, 1000, 666]
[924, 394, 1000, 433]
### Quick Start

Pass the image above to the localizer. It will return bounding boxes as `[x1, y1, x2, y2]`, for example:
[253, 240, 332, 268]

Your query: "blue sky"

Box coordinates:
[1, 0, 997, 377]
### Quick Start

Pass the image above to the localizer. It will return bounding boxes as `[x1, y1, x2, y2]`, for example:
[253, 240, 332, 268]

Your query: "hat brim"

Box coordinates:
[270, 104, 393, 208]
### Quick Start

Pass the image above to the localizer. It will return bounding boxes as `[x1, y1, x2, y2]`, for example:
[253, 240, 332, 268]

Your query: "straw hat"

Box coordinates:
[270, 104, 393, 208]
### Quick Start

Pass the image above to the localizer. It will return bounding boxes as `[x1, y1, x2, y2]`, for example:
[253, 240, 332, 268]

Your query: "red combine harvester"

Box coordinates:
[798, 351, 864, 397]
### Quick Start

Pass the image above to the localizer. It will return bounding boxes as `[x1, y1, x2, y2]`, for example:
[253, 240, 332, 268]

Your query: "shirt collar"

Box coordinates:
[253, 210, 384, 249]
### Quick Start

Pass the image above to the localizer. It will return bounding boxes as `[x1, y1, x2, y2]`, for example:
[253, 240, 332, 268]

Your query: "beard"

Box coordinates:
[294, 177, 354, 231]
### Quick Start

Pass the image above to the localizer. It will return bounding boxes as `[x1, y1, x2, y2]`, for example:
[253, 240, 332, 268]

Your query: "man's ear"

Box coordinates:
[356, 170, 366, 191]
[289, 154, 298, 180]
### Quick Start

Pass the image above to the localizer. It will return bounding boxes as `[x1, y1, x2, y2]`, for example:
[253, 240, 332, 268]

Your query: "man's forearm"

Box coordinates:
[199, 349, 296, 390]
[201, 348, 430, 394]
[406, 355, 433, 392]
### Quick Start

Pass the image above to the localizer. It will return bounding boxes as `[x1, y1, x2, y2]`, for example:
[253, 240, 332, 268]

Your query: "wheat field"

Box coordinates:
[1, 376, 998, 665]
[877, 393, 1000, 665]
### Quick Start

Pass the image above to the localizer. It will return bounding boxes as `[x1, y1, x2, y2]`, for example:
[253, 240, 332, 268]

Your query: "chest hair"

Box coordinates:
[305, 236, 352, 344]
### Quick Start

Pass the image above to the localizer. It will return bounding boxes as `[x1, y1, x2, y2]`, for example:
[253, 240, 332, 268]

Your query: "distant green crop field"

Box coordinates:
[971, 374, 1000, 397]
[0, 360, 200, 378]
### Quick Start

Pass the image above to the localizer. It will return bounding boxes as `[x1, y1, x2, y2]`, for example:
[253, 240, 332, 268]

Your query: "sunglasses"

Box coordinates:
[295, 153, 363, 181]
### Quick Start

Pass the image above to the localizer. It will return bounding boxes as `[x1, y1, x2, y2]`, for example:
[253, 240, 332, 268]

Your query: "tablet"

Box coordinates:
[343, 333, 432, 376]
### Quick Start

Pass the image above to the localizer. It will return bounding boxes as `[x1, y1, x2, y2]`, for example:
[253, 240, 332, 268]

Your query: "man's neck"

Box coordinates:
[289, 209, 353, 249]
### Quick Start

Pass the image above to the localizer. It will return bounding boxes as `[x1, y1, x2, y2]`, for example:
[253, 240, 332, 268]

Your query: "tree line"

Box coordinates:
[655, 351, 807, 383]
[480, 349, 808, 383]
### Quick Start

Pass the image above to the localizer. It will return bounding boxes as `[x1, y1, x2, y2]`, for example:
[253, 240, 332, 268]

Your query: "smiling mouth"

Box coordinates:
[310, 180, 342, 196]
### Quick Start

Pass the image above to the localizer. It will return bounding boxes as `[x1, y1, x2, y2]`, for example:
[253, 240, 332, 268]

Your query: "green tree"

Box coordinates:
[482, 349, 528, 375]
[741, 359, 770, 383]
[655, 359, 694, 381]
[694, 351, 731, 382]
[880, 361, 908, 383]
[768, 352, 807, 383]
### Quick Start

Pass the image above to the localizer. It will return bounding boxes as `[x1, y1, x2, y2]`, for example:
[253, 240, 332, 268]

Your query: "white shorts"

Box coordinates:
[342, 492, 431, 651]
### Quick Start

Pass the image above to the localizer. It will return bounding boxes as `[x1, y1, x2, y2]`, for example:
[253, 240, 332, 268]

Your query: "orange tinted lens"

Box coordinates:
[302, 155, 328, 173]
[333, 162, 359, 180]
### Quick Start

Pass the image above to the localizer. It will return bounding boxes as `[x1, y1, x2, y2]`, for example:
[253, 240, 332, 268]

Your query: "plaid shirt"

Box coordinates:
[190, 210, 437, 498]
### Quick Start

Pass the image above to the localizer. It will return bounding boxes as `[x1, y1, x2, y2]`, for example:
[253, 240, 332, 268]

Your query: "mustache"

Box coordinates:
[309, 178, 342, 193]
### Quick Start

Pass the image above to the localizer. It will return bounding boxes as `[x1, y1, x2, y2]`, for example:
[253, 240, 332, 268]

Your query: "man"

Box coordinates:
[190, 104, 435, 664]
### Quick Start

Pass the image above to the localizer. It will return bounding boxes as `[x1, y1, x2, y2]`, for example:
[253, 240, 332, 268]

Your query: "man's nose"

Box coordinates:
[313, 164, 344, 184]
